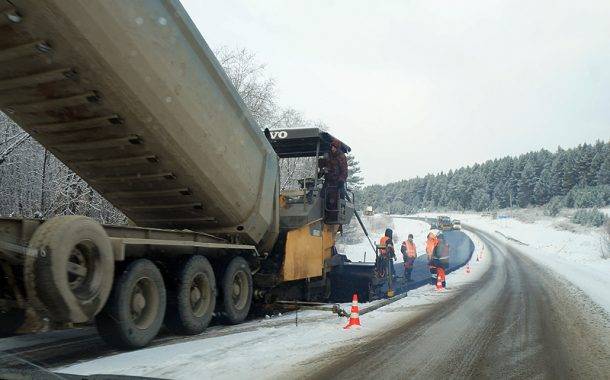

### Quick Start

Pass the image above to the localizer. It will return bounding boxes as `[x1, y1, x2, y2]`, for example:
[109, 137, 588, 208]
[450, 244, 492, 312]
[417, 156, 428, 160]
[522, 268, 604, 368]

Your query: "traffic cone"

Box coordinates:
[476, 254, 480, 262]
[344, 294, 361, 329]
[435, 277, 443, 291]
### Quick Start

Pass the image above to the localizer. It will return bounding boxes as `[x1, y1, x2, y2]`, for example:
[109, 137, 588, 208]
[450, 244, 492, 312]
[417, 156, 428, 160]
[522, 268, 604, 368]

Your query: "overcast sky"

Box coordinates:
[182, 0, 610, 185]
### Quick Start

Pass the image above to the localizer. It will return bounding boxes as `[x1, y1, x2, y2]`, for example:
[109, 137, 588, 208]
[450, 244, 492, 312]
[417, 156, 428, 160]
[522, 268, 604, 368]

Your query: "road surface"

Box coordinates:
[312, 228, 610, 379]
[3, 227, 608, 379]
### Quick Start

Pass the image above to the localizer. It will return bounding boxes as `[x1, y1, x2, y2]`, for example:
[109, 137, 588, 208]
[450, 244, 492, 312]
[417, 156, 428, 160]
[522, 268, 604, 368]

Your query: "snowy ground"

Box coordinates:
[60, 219, 487, 380]
[417, 211, 610, 313]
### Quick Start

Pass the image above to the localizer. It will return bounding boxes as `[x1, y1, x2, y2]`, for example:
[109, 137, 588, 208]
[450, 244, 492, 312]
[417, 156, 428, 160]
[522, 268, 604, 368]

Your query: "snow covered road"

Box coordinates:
[49, 219, 487, 379]
[312, 228, 610, 379]
[461, 214, 610, 313]
[5, 215, 607, 379]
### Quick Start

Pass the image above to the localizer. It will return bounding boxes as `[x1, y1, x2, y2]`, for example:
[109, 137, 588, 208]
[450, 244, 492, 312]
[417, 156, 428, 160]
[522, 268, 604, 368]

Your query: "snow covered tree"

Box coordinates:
[357, 141, 609, 213]
[517, 161, 536, 207]
[215, 47, 277, 128]
[533, 168, 552, 205]
[470, 188, 490, 211]
[561, 154, 577, 194]
[598, 154, 610, 185]
[346, 153, 364, 189]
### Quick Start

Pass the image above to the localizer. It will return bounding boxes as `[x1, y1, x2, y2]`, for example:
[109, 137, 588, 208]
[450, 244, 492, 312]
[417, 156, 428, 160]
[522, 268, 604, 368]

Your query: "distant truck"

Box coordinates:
[438, 216, 453, 231]
[0, 0, 372, 348]
[364, 206, 374, 216]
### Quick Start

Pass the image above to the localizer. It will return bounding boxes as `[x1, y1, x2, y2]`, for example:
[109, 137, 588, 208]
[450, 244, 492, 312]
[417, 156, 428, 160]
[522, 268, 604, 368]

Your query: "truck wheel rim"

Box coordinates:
[231, 271, 248, 310]
[190, 273, 211, 318]
[130, 277, 159, 329]
[67, 240, 103, 301]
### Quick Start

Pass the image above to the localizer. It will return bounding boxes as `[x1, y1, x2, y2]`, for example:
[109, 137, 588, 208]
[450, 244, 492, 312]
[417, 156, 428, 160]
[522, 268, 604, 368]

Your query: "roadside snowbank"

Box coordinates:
[417, 212, 610, 313]
[61, 219, 487, 380]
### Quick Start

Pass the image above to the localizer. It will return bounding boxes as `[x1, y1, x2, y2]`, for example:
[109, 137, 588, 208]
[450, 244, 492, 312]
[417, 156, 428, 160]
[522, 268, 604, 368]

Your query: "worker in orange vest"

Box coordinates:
[376, 228, 396, 278]
[427, 231, 448, 288]
[425, 232, 438, 262]
[401, 234, 417, 282]
[426, 232, 442, 287]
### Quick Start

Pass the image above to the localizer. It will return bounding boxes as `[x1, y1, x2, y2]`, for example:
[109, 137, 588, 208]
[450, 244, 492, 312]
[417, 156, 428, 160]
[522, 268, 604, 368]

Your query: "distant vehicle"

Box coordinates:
[438, 216, 453, 230]
[364, 206, 374, 216]
[452, 219, 461, 230]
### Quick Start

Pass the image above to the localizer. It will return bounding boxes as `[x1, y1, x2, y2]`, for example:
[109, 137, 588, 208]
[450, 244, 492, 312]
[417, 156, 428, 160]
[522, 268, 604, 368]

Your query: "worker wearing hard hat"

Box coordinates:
[401, 234, 417, 282]
[426, 231, 438, 262]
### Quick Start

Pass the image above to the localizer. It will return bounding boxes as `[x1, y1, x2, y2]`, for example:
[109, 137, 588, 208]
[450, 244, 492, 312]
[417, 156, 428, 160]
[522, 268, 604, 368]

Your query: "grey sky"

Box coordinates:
[181, 0, 610, 185]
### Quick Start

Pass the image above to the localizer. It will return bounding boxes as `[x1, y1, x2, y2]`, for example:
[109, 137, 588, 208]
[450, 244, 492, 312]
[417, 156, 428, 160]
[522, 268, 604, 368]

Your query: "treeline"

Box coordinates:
[358, 141, 610, 214]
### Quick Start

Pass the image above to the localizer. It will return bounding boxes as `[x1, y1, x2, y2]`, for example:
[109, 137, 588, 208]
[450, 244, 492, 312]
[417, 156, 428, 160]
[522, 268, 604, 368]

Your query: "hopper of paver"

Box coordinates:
[0, 0, 279, 247]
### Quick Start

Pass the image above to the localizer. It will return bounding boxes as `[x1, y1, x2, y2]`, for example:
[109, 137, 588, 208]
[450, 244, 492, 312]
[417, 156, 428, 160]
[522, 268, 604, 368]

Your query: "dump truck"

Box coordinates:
[0, 0, 372, 348]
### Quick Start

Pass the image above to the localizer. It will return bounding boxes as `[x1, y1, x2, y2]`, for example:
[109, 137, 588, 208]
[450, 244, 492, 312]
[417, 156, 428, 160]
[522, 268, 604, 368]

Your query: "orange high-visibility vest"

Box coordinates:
[405, 240, 416, 258]
[379, 236, 390, 256]
[426, 236, 438, 257]
[426, 236, 438, 260]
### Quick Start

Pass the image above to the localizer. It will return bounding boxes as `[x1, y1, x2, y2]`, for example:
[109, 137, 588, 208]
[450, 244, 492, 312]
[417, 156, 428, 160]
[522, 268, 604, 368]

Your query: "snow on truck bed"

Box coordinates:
[60, 219, 487, 380]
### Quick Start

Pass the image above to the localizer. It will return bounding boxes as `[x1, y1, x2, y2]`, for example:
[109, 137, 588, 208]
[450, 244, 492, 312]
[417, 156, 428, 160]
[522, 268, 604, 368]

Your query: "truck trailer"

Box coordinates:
[0, 0, 376, 348]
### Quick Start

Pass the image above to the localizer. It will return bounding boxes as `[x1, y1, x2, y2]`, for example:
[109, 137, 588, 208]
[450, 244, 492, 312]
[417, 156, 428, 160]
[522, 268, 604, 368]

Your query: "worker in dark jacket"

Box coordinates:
[320, 138, 348, 222]
[401, 234, 417, 282]
[327, 139, 348, 191]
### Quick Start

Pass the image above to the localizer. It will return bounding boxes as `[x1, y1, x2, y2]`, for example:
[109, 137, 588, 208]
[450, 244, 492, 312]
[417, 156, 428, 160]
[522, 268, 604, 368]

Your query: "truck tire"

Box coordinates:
[0, 308, 25, 336]
[95, 259, 166, 349]
[220, 256, 252, 324]
[165, 255, 216, 335]
[25, 216, 114, 323]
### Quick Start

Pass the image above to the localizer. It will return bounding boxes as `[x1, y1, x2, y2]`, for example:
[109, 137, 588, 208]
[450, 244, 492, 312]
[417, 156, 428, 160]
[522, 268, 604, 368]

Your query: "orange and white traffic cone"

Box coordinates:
[344, 294, 361, 329]
[435, 276, 443, 291]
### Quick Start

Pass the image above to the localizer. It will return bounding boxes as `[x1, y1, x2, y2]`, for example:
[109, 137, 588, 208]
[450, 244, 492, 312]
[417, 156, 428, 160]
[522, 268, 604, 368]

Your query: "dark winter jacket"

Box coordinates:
[323, 150, 348, 183]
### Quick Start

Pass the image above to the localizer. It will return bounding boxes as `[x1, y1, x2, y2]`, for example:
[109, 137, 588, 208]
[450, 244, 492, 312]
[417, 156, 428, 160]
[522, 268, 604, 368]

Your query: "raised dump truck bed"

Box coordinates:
[0, 1, 375, 349]
[0, 0, 278, 248]
[0, 0, 281, 348]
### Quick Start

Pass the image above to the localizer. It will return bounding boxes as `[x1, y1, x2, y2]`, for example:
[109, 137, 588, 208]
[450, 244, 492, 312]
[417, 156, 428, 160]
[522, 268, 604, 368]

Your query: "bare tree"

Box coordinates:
[215, 47, 277, 128]
[0, 111, 127, 223]
[215, 47, 333, 190]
